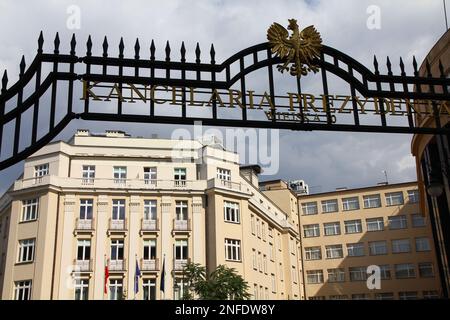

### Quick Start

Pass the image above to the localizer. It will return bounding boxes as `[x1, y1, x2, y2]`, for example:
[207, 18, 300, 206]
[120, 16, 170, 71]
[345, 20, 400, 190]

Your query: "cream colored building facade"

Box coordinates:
[262, 180, 442, 300]
[0, 130, 302, 300]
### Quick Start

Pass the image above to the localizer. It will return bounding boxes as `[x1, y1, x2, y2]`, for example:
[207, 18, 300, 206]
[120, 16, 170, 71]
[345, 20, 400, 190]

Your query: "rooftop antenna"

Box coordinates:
[444, 0, 449, 31]
[382, 170, 389, 184]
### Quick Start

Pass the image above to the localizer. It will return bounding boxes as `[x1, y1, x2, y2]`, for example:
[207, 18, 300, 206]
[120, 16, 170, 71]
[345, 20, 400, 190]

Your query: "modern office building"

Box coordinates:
[261, 180, 442, 300]
[0, 129, 303, 300]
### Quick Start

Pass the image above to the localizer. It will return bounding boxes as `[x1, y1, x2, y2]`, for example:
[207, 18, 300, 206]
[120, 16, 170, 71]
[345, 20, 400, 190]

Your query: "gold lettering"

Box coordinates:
[336, 95, 351, 113]
[301, 94, 319, 113]
[81, 80, 101, 100]
[258, 92, 274, 110]
[150, 85, 168, 104]
[287, 93, 301, 112]
[228, 90, 245, 109]
[188, 87, 203, 106]
[104, 83, 125, 102]
[128, 84, 148, 103]
[206, 89, 226, 107]
[171, 86, 184, 105]
[354, 96, 368, 114]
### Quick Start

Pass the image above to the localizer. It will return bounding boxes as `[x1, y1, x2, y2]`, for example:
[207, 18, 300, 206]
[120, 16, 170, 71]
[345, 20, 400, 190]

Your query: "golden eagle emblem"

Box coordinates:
[267, 19, 322, 77]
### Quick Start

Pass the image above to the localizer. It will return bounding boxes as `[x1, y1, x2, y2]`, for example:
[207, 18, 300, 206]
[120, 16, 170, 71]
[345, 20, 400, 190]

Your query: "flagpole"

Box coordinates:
[134, 254, 138, 300]
[103, 254, 106, 300]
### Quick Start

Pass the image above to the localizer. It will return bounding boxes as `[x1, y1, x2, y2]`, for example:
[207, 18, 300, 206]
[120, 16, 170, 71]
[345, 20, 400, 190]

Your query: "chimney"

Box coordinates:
[76, 129, 90, 136]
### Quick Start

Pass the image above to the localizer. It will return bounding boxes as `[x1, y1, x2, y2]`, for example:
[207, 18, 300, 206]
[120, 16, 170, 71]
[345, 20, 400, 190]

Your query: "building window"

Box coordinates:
[110, 239, 124, 261]
[423, 291, 440, 299]
[271, 274, 276, 293]
[388, 215, 407, 229]
[379, 265, 391, 280]
[325, 245, 343, 259]
[74, 279, 89, 300]
[303, 224, 320, 237]
[174, 168, 187, 186]
[79, 199, 93, 220]
[143, 167, 157, 185]
[363, 194, 381, 208]
[268, 227, 273, 238]
[279, 263, 284, 281]
[305, 247, 322, 260]
[225, 239, 241, 261]
[292, 266, 297, 283]
[250, 215, 255, 234]
[392, 239, 411, 253]
[14, 280, 32, 300]
[224, 201, 240, 223]
[175, 201, 188, 221]
[407, 190, 419, 203]
[385, 192, 404, 206]
[263, 255, 268, 274]
[113, 166, 127, 184]
[329, 295, 348, 300]
[342, 197, 360, 211]
[18, 239, 35, 263]
[321, 199, 338, 213]
[375, 292, 394, 300]
[366, 217, 384, 232]
[82, 165, 95, 184]
[306, 270, 324, 284]
[327, 268, 345, 282]
[217, 168, 231, 181]
[262, 222, 267, 241]
[143, 239, 157, 260]
[418, 263, 434, 278]
[399, 291, 418, 300]
[349, 267, 367, 281]
[77, 240, 91, 261]
[175, 240, 189, 262]
[411, 214, 426, 227]
[253, 284, 258, 300]
[269, 243, 274, 261]
[415, 237, 431, 252]
[369, 241, 388, 255]
[112, 199, 125, 221]
[143, 200, 157, 221]
[252, 250, 257, 269]
[21, 198, 39, 222]
[395, 263, 416, 279]
[344, 220, 362, 234]
[257, 252, 262, 272]
[256, 219, 261, 237]
[301, 202, 318, 215]
[34, 163, 49, 177]
[174, 278, 187, 300]
[323, 222, 340, 236]
[143, 279, 156, 300]
[347, 243, 365, 257]
[352, 294, 370, 300]
[109, 279, 123, 300]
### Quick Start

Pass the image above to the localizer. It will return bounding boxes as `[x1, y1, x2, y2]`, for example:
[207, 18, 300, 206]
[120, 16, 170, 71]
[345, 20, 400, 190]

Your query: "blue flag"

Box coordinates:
[135, 259, 141, 294]
[160, 256, 165, 293]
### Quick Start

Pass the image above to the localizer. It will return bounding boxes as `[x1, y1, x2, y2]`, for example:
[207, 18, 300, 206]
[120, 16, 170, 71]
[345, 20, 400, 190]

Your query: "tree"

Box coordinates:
[182, 262, 251, 300]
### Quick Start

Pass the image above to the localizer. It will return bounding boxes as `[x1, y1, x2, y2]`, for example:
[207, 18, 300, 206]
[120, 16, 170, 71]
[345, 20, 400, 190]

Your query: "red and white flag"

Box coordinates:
[104, 257, 109, 295]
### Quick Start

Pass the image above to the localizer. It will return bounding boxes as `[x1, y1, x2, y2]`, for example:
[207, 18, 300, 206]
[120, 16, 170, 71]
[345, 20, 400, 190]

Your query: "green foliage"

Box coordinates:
[181, 262, 251, 300]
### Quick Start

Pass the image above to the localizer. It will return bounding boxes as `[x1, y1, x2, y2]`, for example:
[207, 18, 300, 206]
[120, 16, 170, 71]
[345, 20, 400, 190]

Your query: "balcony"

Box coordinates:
[140, 219, 159, 235]
[172, 219, 191, 234]
[74, 218, 95, 235]
[140, 258, 159, 272]
[108, 259, 127, 272]
[108, 218, 127, 235]
[207, 178, 243, 192]
[73, 259, 92, 273]
[173, 258, 191, 272]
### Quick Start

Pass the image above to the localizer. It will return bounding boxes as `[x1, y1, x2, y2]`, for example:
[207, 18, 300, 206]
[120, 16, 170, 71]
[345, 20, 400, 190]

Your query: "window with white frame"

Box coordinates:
[347, 243, 365, 257]
[174, 168, 186, 186]
[256, 219, 261, 237]
[113, 166, 127, 184]
[224, 201, 240, 223]
[34, 163, 49, 177]
[109, 279, 123, 300]
[225, 239, 241, 261]
[395, 263, 415, 278]
[411, 214, 426, 227]
[349, 267, 367, 281]
[329, 295, 348, 300]
[369, 241, 387, 255]
[306, 270, 324, 284]
[303, 224, 320, 237]
[385, 192, 404, 206]
[143, 279, 156, 300]
[327, 268, 345, 282]
[82, 165, 95, 184]
[305, 247, 322, 260]
[79, 199, 93, 220]
[174, 278, 187, 300]
[407, 190, 419, 203]
[21, 199, 39, 222]
[344, 220, 362, 234]
[352, 294, 370, 300]
[250, 215, 255, 234]
[217, 168, 231, 181]
[323, 222, 340, 236]
[342, 197, 360, 211]
[363, 194, 381, 208]
[321, 199, 338, 213]
[399, 291, 418, 300]
[175, 240, 188, 261]
[301, 202, 318, 215]
[415, 237, 431, 252]
[112, 199, 125, 221]
[14, 280, 32, 300]
[252, 250, 257, 269]
[388, 215, 407, 229]
[175, 201, 188, 221]
[423, 291, 439, 299]
[392, 239, 411, 253]
[110, 239, 124, 260]
[325, 245, 343, 259]
[375, 292, 394, 300]
[143, 200, 157, 221]
[18, 239, 35, 263]
[380, 265, 391, 280]
[366, 217, 384, 231]
[77, 240, 91, 261]
[418, 262, 434, 278]
[262, 222, 266, 240]
[74, 279, 89, 300]
[143, 167, 157, 185]
[143, 239, 157, 260]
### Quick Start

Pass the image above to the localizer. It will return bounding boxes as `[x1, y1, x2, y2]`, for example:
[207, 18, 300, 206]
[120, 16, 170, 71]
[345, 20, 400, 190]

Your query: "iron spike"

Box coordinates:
[438, 59, 444, 77]
[53, 32, 60, 54]
[102, 36, 109, 57]
[210, 44, 216, 64]
[180, 42, 186, 63]
[195, 43, 201, 64]
[373, 55, 379, 74]
[19, 55, 26, 76]
[134, 38, 140, 59]
[37, 31, 44, 54]
[86, 35, 92, 56]
[165, 41, 171, 62]
[118, 37, 124, 59]
[399, 57, 405, 75]
[412, 56, 418, 75]
[1, 70, 8, 92]
[70, 34, 76, 56]
[150, 40, 155, 61]
[386, 56, 392, 74]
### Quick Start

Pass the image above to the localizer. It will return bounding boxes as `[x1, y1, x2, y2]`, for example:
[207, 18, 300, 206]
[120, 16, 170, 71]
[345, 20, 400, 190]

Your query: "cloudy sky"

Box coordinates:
[0, 0, 448, 195]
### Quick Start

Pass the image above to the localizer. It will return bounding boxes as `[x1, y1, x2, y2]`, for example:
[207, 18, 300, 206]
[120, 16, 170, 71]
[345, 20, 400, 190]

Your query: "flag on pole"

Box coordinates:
[160, 256, 165, 295]
[135, 258, 141, 294]
[104, 257, 109, 295]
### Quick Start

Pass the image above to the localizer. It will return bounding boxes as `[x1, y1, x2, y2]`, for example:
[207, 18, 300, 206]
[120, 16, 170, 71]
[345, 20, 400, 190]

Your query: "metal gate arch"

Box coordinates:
[0, 32, 449, 171]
